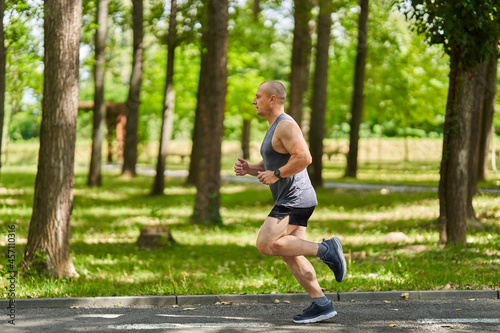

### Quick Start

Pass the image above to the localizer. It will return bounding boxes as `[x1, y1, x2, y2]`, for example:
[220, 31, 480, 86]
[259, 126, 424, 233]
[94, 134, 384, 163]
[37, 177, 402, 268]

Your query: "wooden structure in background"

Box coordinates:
[78, 101, 126, 162]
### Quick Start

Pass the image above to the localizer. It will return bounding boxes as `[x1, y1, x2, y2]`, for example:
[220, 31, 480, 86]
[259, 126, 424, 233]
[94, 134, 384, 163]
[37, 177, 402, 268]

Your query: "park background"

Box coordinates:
[0, 0, 499, 299]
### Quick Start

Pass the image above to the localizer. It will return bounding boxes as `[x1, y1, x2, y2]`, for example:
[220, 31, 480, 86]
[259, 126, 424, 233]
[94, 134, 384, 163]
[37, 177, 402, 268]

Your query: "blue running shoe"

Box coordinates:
[293, 300, 337, 324]
[320, 237, 346, 282]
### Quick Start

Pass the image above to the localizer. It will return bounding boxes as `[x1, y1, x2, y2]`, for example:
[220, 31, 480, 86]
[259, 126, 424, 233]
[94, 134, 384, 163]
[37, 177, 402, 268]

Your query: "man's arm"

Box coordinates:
[234, 158, 265, 177]
[273, 120, 312, 178]
[257, 120, 311, 185]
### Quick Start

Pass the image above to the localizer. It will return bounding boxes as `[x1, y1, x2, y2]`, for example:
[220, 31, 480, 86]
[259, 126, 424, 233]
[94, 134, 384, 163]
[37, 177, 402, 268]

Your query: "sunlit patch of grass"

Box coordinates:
[1, 140, 499, 299]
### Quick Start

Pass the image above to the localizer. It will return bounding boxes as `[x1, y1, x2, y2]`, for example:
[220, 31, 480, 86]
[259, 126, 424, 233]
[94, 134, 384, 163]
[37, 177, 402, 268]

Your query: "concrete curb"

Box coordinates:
[2, 290, 498, 309]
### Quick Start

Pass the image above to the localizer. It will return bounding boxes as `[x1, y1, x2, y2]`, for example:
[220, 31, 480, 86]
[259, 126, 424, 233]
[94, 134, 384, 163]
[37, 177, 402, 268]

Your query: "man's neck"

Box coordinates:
[266, 110, 284, 127]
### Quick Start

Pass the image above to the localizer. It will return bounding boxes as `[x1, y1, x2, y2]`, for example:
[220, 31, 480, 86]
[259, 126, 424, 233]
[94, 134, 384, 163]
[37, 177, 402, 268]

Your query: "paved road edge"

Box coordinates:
[2, 290, 498, 309]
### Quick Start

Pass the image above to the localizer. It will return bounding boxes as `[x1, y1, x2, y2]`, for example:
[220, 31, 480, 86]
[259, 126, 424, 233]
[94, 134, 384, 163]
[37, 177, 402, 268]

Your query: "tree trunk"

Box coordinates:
[288, 0, 312, 127]
[308, 0, 332, 188]
[466, 61, 487, 222]
[88, 0, 108, 186]
[438, 49, 479, 247]
[491, 127, 497, 173]
[0, 0, 5, 171]
[241, 118, 251, 160]
[122, 0, 144, 177]
[238, 0, 259, 162]
[478, 44, 498, 181]
[252, 0, 260, 19]
[152, 0, 177, 196]
[345, 0, 369, 178]
[191, 0, 228, 225]
[22, 0, 82, 278]
[187, 41, 208, 186]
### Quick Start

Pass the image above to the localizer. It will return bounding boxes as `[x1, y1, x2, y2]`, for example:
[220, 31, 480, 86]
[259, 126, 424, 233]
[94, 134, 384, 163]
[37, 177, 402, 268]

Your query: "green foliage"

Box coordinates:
[6, 0, 467, 144]
[9, 110, 40, 141]
[326, 0, 449, 139]
[401, 0, 500, 69]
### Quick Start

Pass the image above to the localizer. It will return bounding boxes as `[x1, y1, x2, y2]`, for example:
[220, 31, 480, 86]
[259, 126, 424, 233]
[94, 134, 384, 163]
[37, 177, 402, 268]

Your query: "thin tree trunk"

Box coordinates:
[308, 0, 332, 187]
[238, 0, 260, 160]
[122, 0, 144, 177]
[22, 0, 82, 278]
[152, 0, 177, 196]
[345, 0, 369, 178]
[88, 0, 108, 186]
[0, 0, 5, 171]
[241, 118, 251, 160]
[467, 61, 487, 222]
[191, 0, 228, 225]
[252, 0, 260, 18]
[187, 42, 208, 186]
[491, 127, 497, 173]
[478, 44, 498, 181]
[438, 49, 477, 247]
[288, 0, 312, 127]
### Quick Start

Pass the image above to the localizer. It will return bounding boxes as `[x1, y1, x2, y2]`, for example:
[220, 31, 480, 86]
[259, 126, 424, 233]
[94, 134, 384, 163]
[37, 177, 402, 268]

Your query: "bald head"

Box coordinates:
[260, 81, 287, 105]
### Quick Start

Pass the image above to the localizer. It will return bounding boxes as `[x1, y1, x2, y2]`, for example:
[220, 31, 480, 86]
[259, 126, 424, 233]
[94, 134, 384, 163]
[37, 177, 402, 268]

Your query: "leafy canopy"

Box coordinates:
[400, 0, 500, 69]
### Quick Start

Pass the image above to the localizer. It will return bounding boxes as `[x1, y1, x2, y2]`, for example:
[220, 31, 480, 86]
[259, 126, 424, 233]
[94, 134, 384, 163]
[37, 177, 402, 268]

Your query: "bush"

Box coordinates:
[9, 111, 41, 141]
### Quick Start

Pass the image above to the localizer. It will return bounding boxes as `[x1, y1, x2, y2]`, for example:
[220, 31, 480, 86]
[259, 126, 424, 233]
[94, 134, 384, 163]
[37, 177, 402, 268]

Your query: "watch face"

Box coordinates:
[274, 170, 280, 178]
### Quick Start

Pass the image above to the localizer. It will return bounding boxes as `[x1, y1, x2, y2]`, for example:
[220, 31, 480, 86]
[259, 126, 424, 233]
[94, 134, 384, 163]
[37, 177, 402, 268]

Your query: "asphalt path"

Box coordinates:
[3, 298, 499, 333]
[102, 164, 500, 194]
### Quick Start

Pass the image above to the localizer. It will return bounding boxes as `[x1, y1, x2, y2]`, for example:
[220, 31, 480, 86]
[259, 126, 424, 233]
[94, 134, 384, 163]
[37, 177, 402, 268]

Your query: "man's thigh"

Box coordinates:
[257, 215, 307, 245]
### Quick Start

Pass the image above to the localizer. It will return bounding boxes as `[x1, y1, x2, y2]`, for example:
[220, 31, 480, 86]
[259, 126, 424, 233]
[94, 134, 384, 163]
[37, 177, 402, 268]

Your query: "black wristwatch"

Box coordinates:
[274, 169, 283, 180]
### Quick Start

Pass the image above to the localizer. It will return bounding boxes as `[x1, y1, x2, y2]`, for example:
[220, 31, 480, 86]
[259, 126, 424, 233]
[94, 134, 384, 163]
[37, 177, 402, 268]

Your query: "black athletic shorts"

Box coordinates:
[268, 205, 316, 227]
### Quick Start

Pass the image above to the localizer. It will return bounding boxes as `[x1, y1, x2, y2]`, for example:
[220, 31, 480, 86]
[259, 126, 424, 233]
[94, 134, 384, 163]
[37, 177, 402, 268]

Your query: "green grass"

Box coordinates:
[0, 139, 499, 299]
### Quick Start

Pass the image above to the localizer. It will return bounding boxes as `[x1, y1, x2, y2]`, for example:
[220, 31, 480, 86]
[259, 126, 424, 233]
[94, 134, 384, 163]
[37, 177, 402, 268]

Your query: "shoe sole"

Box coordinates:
[293, 310, 337, 324]
[332, 237, 346, 282]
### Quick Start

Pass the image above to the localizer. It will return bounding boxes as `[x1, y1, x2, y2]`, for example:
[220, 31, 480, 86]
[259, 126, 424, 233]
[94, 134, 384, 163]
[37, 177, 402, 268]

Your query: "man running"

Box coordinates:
[234, 81, 346, 324]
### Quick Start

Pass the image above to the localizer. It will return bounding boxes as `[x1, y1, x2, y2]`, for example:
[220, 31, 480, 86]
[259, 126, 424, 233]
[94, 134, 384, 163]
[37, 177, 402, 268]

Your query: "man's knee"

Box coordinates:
[256, 238, 280, 256]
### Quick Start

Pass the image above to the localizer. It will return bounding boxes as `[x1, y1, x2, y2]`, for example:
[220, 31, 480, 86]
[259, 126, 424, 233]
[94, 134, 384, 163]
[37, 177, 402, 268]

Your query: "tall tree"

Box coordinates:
[88, 0, 108, 186]
[152, 0, 177, 195]
[122, 0, 144, 177]
[186, 37, 208, 186]
[0, 0, 5, 171]
[403, 0, 500, 246]
[191, 0, 228, 225]
[288, 0, 312, 127]
[22, 0, 82, 278]
[240, 0, 262, 161]
[477, 44, 498, 181]
[308, 0, 333, 187]
[345, 0, 369, 178]
[187, 0, 209, 187]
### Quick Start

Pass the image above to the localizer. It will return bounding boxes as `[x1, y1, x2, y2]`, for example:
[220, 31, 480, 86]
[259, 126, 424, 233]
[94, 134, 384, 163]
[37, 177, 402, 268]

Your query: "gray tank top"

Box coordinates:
[260, 113, 318, 208]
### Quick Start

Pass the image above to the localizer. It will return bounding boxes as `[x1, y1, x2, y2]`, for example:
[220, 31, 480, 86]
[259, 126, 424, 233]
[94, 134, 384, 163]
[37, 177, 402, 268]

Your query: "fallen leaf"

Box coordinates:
[384, 300, 392, 304]
[274, 299, 280, 304]
[456, 309, 462, 311]
[283, 300, 291, 304]
[401, 292, 410, 300]
[389, 324, 398, 327]
[390, 309, 399, 311]
[183, 307, 197, 311]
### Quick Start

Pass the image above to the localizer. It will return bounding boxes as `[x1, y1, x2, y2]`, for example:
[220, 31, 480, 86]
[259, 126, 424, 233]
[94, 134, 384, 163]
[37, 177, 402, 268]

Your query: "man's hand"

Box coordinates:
[234, 158, 249, 176]
[257, 170, 279, 185]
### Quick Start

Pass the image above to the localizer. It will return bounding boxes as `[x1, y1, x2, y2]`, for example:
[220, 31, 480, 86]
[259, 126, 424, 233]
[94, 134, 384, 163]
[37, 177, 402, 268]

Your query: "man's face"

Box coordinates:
[252, 85, 270, 117]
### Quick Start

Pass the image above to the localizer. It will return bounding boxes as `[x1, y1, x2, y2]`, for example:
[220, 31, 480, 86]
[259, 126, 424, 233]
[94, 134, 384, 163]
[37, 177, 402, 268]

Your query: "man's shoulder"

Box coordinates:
[275, 118, 301, 135]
